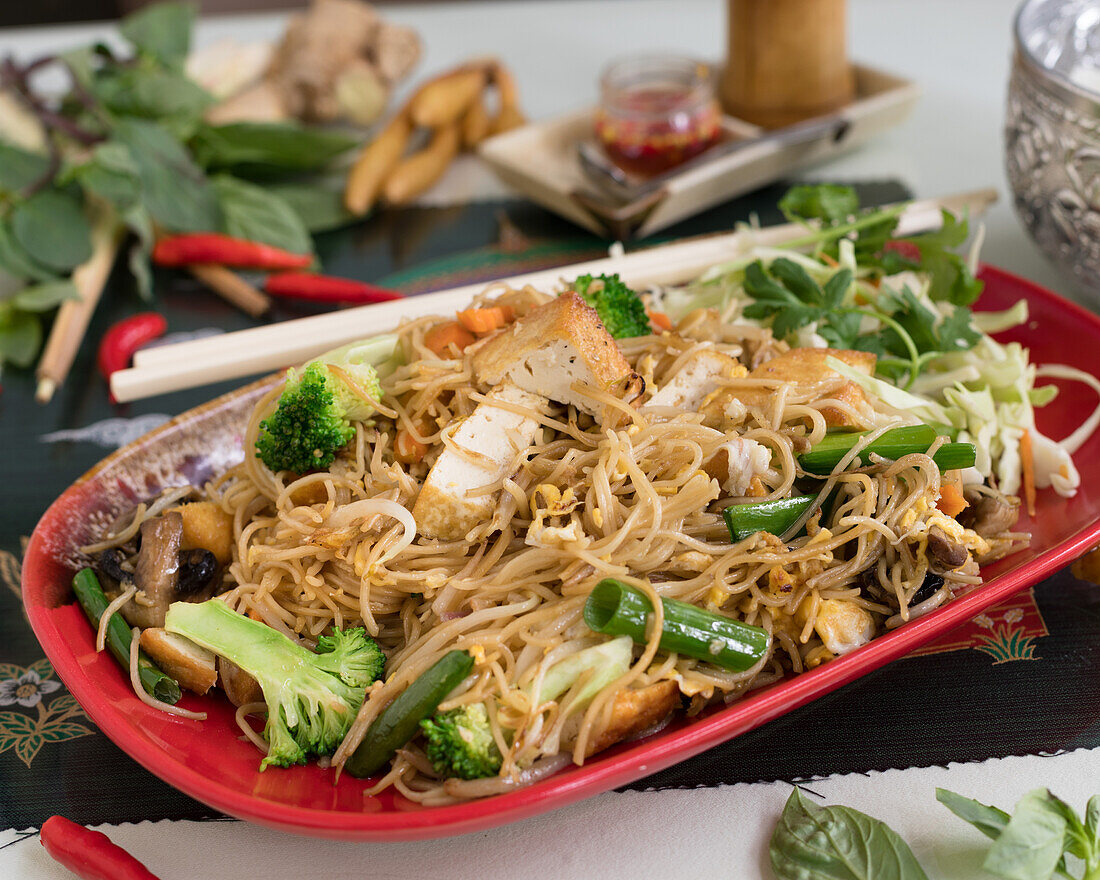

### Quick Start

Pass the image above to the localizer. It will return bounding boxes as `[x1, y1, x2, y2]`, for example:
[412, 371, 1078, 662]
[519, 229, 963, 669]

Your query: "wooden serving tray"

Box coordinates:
[478, 65, 920, 239]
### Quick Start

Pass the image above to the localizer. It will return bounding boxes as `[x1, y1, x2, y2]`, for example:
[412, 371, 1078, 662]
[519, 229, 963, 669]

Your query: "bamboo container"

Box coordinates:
[721, 0, 855, 129]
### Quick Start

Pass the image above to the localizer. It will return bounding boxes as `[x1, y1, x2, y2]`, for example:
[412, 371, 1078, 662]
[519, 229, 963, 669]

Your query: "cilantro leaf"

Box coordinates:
[892, 211, 984, 305]
[778, 184, 860, 225]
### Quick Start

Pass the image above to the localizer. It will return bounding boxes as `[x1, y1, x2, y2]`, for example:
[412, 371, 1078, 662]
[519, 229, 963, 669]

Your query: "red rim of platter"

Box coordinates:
[21, 265, 1100, 840]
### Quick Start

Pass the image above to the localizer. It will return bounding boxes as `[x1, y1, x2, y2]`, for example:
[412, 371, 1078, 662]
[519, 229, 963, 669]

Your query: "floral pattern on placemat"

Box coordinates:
[0, 659, 93, 767]
[909, 588, 1048, 662]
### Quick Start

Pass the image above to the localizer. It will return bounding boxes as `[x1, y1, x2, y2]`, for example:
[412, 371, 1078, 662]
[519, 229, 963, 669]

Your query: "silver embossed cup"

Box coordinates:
[1007, 0, 1100, 296]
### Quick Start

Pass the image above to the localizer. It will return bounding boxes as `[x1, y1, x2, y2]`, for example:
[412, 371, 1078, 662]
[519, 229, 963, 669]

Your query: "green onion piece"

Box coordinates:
[723, 496, 816, 542]
[583, 579, 769, 672]
[345, 649, 474, 779]
[72, 567, 181, 705]
[799, 426, 975, 473]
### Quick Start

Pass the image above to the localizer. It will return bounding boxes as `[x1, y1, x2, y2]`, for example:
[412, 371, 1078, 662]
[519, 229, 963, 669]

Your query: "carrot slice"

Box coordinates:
[936, 483, 969, 518]
[424, 321, 476, 357]
[456, 305, 515, 335]
[647, 310, 673, 332]
[1020, 429, 1037, 517]
[395, 427, 429, 465]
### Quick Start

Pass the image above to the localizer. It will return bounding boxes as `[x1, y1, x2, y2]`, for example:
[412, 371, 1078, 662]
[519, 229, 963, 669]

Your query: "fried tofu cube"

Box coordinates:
[171, 501, 235, 565]
[139, 628, 217, 694]
[412, 383, 545, 541]
[471, 292, 639, 417]
[645, 348, 748, 412]
[583, 679, 681, 757]
[704, 347, 876, 428]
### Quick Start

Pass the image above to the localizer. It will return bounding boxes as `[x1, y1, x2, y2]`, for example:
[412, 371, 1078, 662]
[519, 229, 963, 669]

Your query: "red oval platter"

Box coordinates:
[21, 265, 1100, 841]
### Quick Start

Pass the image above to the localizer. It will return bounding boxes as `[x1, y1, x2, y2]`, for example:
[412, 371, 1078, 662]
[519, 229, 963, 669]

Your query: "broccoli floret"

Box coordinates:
[572, 273, 651, 339]
[165, 599, 385, 770]
[257, 350, 391, 477]
[420, 703, 503, 780]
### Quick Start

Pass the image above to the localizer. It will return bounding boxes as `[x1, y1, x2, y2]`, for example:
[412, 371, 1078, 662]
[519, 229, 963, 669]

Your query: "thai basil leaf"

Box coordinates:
[190, 122, 358, 175]
[935, 788, 1011, 840]
[982, 789, 1067, 880]
[213, 176, 313, 256]
[0, 304, 41, 367]
[12, 281, 79, 311]
[267, 181, 358, 233]
[770, 788, 930, 880]
[115, 118, 220, 233]
[92, 66, 212, 138]
[0, 141, 51, 193]
[10, 189, 92, 272]
[0, 222, 55, 282]
[122, 204, 155, 301]
[119, 1, 194, 69]
[72, 141, 143, 209]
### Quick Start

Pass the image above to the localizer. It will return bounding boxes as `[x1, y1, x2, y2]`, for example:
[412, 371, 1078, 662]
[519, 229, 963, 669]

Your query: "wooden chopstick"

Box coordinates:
[111, 188, 998, 403]
[35, 204, 122, 404]
[188, 264, 271, 318]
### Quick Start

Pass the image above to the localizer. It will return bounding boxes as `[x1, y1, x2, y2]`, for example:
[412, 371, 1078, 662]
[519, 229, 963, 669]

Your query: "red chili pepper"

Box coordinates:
[97, 312, 167, 403]
[265, 272, 404, 305]
[152, 233, 312, 270]
[40, 815, 160, 880]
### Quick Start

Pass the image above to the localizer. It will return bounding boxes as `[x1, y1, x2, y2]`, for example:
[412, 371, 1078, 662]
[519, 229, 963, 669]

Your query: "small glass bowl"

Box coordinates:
[594, 54, 722, 178]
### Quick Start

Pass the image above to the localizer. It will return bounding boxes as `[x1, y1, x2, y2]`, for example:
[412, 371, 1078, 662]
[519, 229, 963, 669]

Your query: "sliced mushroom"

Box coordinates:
[958, 487, 1020, 538]
[926, 526, 968, 571]
[176, 549, 221, 599]
[124, 512, 185, 629]
[98, 548, 134, 586]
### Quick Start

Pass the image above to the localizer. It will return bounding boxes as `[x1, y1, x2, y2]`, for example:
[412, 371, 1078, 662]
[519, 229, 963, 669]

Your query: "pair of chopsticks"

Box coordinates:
[109, 188, 998, 404]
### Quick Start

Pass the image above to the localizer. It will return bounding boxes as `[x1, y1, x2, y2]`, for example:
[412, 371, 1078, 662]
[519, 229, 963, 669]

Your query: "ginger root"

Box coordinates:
[206, 0, 421, 126]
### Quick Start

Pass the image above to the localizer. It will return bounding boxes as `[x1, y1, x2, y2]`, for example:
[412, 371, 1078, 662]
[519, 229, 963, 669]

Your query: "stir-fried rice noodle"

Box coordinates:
[141, 285, 1030, 799]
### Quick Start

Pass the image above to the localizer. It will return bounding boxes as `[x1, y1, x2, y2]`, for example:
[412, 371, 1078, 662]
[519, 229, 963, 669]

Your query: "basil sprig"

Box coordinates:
[0, 1, 360, 379]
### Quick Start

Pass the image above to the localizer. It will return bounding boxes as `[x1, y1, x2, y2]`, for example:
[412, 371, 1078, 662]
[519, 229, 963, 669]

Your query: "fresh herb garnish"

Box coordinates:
[770, 788, 930, 880]
[768, 787, 1100, 880]
[0, 1, 359, 378]
[938, 788, 1100, 880]
[779, 183, 860, 225]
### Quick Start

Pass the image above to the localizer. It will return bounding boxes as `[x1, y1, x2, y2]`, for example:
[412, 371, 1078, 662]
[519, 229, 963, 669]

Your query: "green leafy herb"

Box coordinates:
[70, 141, 143, 209]
[213, 176, 313, 256]
[0, 222, 56, 282]
[91, 65, 213, 139]
[268, 181, 359, 233]
[0, 142, 52, 194]
[10, 189, 92, 273]
[119, 1, 195, 69]
[114, 117, 221, 232]
[779, 183, 860, 225]
[12, 281, 79, 311]
[0, 304, 42, 368]
[742, 258, 859, 348]
[938, 787, 1100, 880]
[770, 788, 930, 880]
[190, 122, 359, 176]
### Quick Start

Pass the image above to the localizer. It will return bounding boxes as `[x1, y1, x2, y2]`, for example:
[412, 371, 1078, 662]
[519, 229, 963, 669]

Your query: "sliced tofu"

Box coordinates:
[171, 501, 234, 565]
[703, 347, 877, 429]
[412, 383, 545, 541]
[703, 437, 772, 496]
[644, 348, 748, 412]
[471, 292, 639, 417]
[139, 628, 218, 695]
[583, 679, 681, 757]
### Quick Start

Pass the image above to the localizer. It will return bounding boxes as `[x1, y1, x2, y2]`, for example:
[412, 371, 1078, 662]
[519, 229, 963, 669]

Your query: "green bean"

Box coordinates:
[345, 650, 473, 779]
[583, 579, 769, 672]
[723, 496, 816, 542]
[72, 568, 181, 705]
[799, 426, 975, 473]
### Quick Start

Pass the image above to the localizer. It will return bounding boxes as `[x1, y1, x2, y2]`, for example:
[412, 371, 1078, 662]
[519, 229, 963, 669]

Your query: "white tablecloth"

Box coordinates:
[3, 1, 1096, 877]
